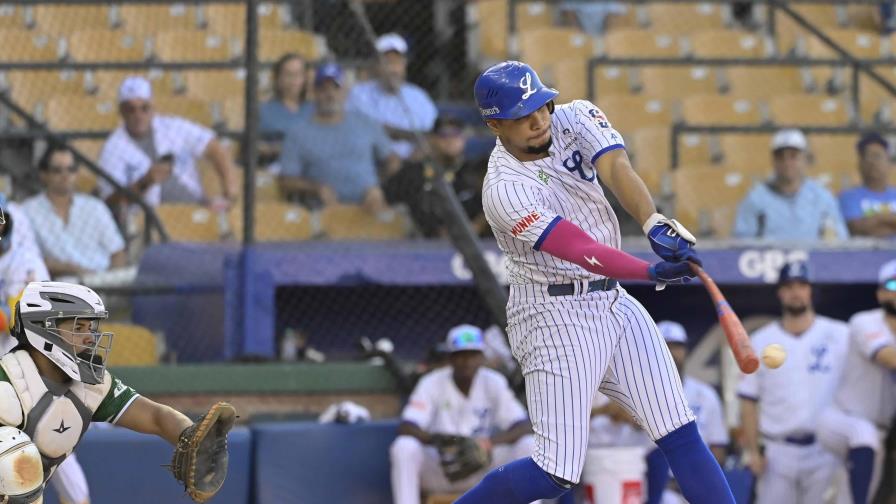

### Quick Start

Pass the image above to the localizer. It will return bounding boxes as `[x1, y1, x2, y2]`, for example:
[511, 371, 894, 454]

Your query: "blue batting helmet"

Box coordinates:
[474, 61, 558, 120]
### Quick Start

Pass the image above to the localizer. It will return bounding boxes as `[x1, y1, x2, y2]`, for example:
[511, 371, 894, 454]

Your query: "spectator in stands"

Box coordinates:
[279, 62, 399, 213]
[98, 76, 239, 210]
[348, 33, 438, 160]
[259, 53, 310, 163]
[23, 143, 126, 278]
[383, 115, 490, 237]
[0, 195, 50, 337]
[733, 129, 849, 241]
[838, 133, 896, 238]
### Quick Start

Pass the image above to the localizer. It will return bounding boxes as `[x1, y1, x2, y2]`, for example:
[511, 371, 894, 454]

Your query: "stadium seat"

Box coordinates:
[103, 322, 159, 367]
[601, 29, 681, 58]
[644, 3, 725, 34]
[203, 2, 289, 36]
[0, 31, 59, 62]
[33, 5, 111, 35]
[259, 29, 326, 63]
[68, 30, 146, 62]
[119, 4, 197, 37]
[320, 205, 411, 240]
[768, 95, 851, 126]
[806, 29, 883, 59]
[519, 28, 595, 77]
[154, 30, 234, 62]
[678, 133, 714, 166]
[184, 70, 246, 102]
[808, 134, 860, 192]
[6, 70, 85, 115]
[724, 66, 807, 100]
[70, 139, 105, 194]
[719, 134, 774, 177]
[593, 66, 633, 99]
[638, 66, 719, 99]
[776, 4, 845, 54]
[604, 4, 640, 31]
[45, 96, 118, 132]
[156, 203, 226, 242]
[471, 0, 509, 60]
[153, 96, 215, 126]
[857, 67, 896, 123]
[597, 96, 673, 135]
[87, 70, 177, 99]
[847, 5, 880, 31]
[234, 202, 313, 242]
[689, 30, 767, 58]
[673, 166, 752, 238]
[547, 58, 589, 103]
[0, 6, 26, 29]
[221, 96, 245, 131]
[681, 95, 762, 126]
[630, 127, 671, 195]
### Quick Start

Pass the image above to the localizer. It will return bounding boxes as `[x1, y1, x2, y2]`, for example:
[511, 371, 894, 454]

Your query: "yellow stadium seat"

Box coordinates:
[768, 95, 851, 126]
[119, 4, 197, 38]
[593, 66, 633, 99]
[68, 30, 146, 62]
[725, 66, 806, 100]
[0, 30, 59, 62]
[547, 58, 588, 103]
[184, 70, 245, 102]
[857, 66, 896, 123]
[222, 97, 245, 131]
[719, 134, 774, 176]
[604, 4, 640, 31]
[203, 2, 288, 36]
[638, 66, 718, 99]
[471, 0, 509, 60]
[597, 96, 673, 135]
[808, 134, 860, 192]
[154, 30, 233, 62]
[678, 133, 714, 166]
[807, 29, 883, 59]
[645, 3, 725, 34]
[0, 5, 26, 29]
[847, 5, 880, 31]
[6, 70, 84, 115]
[320, 205, 410, 240]
[70, 139, 105, 194]
[681, 95, 762, 126]
[601, 29, 680, 58]
[519, 29, 594, 78]
[45, 97, 118, 132]
[629, 127, 670, 195]
[689, 30, 767, 58]
[103, 322, 159, 367]
[233, 202, 312, 242]
[673, 166, 753, 238]
[153, 96, 215, 126]
[259, 29, 326, 63]
[777, 5, 844, 54]
[156, 204, 225, 242]
[88, 70, 178, 99]
[33, 5, 111, 35]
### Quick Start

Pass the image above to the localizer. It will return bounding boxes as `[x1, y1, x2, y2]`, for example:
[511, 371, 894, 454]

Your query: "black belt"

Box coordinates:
[547, 279, 618, 297]
[764, 434, 816, 446]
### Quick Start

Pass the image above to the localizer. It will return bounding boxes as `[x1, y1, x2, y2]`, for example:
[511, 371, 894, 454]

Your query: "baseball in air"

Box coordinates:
[761, 344, 787, 369]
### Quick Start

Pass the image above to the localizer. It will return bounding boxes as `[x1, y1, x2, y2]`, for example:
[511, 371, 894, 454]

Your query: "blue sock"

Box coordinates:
[848, 447, 875, 504]
[454, 456, 571, 504]
[655, 421, 735, 504]
[646, 447, 671, 504]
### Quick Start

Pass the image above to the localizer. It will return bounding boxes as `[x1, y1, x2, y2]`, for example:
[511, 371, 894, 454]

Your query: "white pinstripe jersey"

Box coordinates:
[482, 100, 626, 285]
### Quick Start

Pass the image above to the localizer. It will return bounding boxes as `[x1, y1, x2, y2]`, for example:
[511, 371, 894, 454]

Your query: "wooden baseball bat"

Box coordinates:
[689, 263, 759, 374]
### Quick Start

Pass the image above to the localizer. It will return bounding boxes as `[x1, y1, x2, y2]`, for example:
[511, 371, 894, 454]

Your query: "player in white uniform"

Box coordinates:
[456, 61, 735, 504]
[390, 325, 535, 504]
[817, 259, 896, 504]
[738, 262, 849, 504]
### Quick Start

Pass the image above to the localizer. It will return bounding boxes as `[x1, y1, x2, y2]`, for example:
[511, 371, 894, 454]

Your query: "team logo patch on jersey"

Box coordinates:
[588, 108, 610, 129]
[537, 169, 551, 185]
[511, 211, 541, 237]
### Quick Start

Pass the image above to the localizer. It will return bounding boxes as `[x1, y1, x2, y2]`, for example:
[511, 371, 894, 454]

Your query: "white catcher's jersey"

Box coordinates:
[834, 309, 896, 427]
[401, 367, 528, 437]
[683, 377, 729, 447]
[737, 317, 849, 437]
[483, 100, 626, 285]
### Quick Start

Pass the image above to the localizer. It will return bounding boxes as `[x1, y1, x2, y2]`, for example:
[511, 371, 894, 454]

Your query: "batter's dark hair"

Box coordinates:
[37, 142, 74, 171]
[272, 53, 308, 104]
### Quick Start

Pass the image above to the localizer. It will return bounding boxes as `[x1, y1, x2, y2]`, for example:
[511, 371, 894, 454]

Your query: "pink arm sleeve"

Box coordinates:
[538, 218, 651, 281]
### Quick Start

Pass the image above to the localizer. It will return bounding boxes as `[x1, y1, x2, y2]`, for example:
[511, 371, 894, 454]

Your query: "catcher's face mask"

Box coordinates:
[49, 316, 113, 384]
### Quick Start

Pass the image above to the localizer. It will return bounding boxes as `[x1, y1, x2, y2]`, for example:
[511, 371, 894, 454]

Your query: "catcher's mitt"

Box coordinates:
[171, 402, 237, 503]
[430, 434, 491, 482]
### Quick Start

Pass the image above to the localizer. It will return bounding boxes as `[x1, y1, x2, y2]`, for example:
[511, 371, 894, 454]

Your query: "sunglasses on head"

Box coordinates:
[883, 279, 896, 292]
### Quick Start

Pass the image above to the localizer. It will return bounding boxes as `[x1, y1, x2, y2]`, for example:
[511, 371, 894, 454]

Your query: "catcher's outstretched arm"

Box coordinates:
[116, 396, 193, 445]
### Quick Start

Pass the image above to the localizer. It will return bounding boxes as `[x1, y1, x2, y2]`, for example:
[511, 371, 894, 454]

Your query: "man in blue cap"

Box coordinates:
[738, 261, 849, 504]
[279, 61, 400, 213]
[839, 132, 896, 237]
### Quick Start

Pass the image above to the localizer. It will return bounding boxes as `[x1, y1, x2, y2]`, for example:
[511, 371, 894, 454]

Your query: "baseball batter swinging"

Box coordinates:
[455, 61, 735, 503]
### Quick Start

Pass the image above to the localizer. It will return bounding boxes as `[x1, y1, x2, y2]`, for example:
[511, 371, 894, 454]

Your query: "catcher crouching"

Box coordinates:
[390, 325, 535, 503]
[0, 281, 234, 503]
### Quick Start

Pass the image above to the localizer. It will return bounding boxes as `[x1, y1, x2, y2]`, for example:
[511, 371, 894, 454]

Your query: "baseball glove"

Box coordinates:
[430, 434, 491, 482]
[171, 402, 237, 503]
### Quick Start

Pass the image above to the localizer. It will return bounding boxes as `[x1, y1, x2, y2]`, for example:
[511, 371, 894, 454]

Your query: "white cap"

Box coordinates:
[771, 129, 808, 152]
[375, 33, 408, 54]
[657, 321, 687, 344]
[117, 76, 152, 103]
[446, 324, 485, 353]
[878, 259, 896, 285]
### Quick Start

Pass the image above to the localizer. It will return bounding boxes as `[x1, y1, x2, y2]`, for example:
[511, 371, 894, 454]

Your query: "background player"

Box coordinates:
[738, 262, 849, 504]
[456, 61, 735, 504]
[817, 259, 896, 504]
[389, 325, 534, 504]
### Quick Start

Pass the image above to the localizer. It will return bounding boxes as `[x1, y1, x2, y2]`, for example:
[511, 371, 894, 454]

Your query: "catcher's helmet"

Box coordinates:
[474, 61, 558, 120]
[12, 281, 113, 385]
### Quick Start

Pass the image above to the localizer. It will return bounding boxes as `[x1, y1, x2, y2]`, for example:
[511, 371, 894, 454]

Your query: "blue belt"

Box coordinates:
[547, 279, 618, 297]
[765, 434, 816, 446]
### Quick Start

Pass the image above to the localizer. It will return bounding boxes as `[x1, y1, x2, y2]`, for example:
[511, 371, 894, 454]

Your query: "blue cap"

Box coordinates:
[446, 324, 485, 353]
[314, 62, 343, 87]
[474, 60, 558, 120]
[778, 261, 811, 285]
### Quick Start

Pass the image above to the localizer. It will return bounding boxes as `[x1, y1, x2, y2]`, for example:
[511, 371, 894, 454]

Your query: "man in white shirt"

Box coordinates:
[348, 33, 438, 160]
[24, 143, 126, 278]
[390, 324, 534, 504]
[98, 76, 238, 210]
